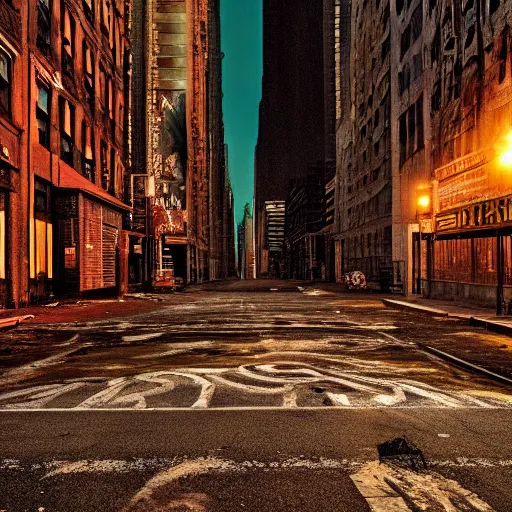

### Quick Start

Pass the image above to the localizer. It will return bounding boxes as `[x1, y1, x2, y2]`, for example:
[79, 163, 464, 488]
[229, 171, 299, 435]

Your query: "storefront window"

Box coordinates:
[34, 179, 53, 279]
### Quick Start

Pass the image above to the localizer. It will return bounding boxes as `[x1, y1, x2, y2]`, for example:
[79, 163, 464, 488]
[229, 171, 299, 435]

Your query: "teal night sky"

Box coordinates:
[221, 0, 262, 224]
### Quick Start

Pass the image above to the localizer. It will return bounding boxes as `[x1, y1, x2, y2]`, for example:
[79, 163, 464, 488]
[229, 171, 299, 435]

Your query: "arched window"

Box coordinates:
[0, 50, 12, 118]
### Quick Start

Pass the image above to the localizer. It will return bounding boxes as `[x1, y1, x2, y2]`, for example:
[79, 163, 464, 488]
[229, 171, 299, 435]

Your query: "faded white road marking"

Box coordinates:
[0, 339, 81, 386]
[4, 457, 512, 475]
[2, 354, 512, 410]
[326, 392, 351, 406]
[351, 460, 495, 511]
[0, 383, 85, 409]
[121, 458, 232, 512]
[122, 333, 163, 342]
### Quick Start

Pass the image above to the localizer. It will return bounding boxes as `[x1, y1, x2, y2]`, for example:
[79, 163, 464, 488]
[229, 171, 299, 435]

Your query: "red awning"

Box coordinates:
[57, 163, 131, 211]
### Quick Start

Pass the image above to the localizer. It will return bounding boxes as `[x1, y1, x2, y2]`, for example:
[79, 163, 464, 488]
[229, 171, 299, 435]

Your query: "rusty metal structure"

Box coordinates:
[131, 0, 232, 287]
[0, 0, 132, 308]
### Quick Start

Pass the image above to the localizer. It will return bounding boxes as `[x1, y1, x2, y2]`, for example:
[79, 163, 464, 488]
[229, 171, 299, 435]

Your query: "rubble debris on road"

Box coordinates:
[0, 315, 35, 331]
[377, 436, 427, 471]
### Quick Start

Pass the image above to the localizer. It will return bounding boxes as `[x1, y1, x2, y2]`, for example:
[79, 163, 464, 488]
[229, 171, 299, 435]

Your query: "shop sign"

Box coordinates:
[436, 194, 512, 233]
[435, 150, 488, 182]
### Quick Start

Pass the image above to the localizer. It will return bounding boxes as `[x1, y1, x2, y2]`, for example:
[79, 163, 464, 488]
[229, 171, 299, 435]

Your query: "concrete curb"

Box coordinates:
[419, 344, 512, 386]
[381, 299, 448, 317]
[382, 298, 512, 338]
[469, 317, 512, 337]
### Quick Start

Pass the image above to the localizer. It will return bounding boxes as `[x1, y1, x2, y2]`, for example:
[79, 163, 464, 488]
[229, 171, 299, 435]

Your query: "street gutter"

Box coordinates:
[418, 344, 512, 386]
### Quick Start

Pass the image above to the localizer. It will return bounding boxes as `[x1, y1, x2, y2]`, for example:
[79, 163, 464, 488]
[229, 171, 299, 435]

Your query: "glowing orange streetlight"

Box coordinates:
[417, 194, 430, 209]
[416, 185, 432, 216]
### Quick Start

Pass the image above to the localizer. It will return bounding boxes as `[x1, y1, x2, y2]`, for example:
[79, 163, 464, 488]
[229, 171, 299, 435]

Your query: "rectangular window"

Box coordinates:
[81, 120, 95, 182]
[399, 113, 407, 166]
[99, 63, 107, 112]
[101, 141, 109, 190]
[59, 97, 75, 166]
[83, 41, 95, 109]
[37, 0, 51, 54]
[411, 4, 423, 41]
[36, 82, 50, 148]
[416, 95, 424, 150]
[61, 5, 75, 78]
[400, 25, 411, 58]
[407, 106, 416, 157]
[0, 50, 12, 118]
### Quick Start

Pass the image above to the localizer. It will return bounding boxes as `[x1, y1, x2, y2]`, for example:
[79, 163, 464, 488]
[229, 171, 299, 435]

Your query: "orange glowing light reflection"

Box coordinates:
[498, 132, 512, 167]
[418, 195, 430, 208]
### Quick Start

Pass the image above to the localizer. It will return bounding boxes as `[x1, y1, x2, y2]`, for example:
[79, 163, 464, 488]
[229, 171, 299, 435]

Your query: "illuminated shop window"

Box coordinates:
[34, 179, 53, 280]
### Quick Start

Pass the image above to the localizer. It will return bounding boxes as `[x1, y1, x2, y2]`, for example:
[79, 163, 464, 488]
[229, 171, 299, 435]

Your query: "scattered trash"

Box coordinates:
[335, 310, 341, 314]
[119, 299, 125, 302]
[343, 271, 367, 290]
[0, 314, 35, 330]
[270, 288, 278, 291]
[43, 302, 60, 308]
[377, 436, 427, 471]
[438, 433, 450, 438]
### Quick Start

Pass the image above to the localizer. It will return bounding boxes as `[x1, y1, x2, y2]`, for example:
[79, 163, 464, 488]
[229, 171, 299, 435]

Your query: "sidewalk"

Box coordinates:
[382, 296, 512, 335]
[0, 295, 174, 328]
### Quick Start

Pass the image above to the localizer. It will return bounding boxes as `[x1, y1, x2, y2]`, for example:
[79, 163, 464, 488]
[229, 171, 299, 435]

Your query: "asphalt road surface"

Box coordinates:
[1, 281, 512, 511]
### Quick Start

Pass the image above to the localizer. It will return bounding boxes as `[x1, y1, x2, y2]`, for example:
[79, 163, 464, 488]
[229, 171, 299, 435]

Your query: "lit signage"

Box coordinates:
[436, 194, 512, 233]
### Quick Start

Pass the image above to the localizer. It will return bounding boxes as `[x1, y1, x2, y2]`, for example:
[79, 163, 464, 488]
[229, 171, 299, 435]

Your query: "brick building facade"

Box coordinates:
[0, 0, 131, 308]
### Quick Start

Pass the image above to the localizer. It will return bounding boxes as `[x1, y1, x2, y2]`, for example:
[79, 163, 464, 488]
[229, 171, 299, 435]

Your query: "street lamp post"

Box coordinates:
[416, 186, 432, 296]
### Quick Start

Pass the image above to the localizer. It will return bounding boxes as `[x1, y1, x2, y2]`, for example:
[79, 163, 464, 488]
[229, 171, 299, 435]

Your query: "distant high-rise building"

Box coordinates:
[255, 0, 327, 278]
[131, 0, 231, 287]
[260, 201, 285, 277]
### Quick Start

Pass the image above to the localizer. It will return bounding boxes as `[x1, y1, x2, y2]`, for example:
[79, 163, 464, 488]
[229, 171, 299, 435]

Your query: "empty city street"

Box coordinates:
[1, 281, 512, 510]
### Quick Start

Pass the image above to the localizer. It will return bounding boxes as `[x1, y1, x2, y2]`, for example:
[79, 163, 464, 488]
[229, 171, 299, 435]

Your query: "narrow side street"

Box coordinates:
[1, 281, 512, 510]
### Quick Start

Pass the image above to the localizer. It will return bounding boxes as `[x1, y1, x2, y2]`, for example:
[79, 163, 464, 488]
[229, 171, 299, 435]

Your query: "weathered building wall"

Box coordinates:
[334, 0, 512, 305]
[336, 0, 393, 289]
[425, 0, 512, 308]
